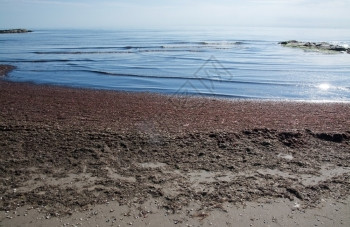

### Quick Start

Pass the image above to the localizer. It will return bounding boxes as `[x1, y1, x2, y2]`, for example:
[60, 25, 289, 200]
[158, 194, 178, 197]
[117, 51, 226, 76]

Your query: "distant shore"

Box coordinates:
[0, 79, 350, 226]
[0, 29, 32, 34]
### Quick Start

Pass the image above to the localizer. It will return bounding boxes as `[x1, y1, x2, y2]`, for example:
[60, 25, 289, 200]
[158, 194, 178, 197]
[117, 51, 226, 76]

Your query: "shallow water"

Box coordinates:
[1, 27, 350, 101]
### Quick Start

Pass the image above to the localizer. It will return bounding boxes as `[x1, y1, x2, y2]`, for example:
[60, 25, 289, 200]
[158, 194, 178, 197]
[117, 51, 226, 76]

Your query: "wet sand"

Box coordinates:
[0, 79, 350, 226]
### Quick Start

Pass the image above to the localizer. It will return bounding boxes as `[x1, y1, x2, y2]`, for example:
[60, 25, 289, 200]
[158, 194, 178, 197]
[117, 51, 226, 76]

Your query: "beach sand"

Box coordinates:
[0, 79, 350, 226]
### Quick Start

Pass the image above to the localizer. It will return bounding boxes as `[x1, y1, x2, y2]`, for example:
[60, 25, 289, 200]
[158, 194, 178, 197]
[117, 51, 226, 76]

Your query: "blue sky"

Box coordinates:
[0, 0, 349, 29]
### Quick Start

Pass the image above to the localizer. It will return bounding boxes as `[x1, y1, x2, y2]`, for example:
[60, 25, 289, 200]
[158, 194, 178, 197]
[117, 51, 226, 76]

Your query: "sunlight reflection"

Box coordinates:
[318, 83, 331, 91]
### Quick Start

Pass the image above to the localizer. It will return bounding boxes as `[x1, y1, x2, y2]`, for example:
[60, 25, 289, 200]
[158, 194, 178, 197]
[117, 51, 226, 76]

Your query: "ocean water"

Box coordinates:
[1, 27, 350, 102]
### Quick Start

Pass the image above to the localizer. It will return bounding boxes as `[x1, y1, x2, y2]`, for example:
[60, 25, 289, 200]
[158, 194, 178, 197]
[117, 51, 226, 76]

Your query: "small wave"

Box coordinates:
[33, 48, 204, 55]
[87, 70, 174, 79]
[57, 46, 120, 50]
[201, 41, 244, 45]
[167, 41, 244, 45]
[8, 59, 70, 63]
[161, 41, 245, 50]
[5, 59, 95, 63]
[29, 59, 70, 63]
[32, 41, 246, 55]
[33, 51, 134, 55]
[85, 69, 296, 87]
[122, 46, 156, 50]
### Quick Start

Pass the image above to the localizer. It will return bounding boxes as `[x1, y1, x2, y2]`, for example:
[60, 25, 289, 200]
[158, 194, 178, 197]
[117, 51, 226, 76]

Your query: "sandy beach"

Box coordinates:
[0, 77, 350, 226]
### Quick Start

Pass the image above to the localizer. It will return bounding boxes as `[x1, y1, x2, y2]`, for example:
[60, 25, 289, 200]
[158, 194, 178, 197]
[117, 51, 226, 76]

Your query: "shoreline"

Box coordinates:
[5, 78, 350, 104]
[1, 79, 350, 133]
[1, 79, 350, 226]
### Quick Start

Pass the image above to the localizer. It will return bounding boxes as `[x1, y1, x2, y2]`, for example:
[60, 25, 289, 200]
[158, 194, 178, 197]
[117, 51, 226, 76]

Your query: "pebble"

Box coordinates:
[293, 202, 300, 208]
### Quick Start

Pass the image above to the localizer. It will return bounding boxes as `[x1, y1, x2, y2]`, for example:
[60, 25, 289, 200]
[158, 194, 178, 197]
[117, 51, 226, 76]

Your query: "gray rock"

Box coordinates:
[279, 40, 349, 54]
[0, 29, 32, 34]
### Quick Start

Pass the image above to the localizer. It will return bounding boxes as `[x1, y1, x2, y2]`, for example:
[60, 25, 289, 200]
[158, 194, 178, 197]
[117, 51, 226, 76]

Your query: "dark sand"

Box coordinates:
[0, 72, 350, 226]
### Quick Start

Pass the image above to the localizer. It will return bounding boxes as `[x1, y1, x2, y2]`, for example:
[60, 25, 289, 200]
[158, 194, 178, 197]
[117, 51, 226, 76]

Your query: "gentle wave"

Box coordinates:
[33, 51, 134, 54]
[49, 42, 239, 50]
[1, 59, 95, 63]
[73, 69, 297, 87]
[32, 41, 246, 54]
[32, 49, 201, 54]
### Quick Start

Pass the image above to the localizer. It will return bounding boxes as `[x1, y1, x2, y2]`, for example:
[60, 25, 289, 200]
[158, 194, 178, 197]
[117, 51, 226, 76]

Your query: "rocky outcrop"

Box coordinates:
[0, 64, 16, 76]
[279, 40, 350, 54]
[0, 29, 32, 34]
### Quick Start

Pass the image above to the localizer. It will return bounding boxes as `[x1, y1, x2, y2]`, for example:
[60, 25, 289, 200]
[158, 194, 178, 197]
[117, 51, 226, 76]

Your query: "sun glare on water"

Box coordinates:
[318, 83, 331, 90]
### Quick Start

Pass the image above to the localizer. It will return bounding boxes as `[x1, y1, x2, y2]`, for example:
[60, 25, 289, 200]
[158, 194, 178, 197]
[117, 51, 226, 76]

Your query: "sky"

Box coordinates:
[0, 0, 349, 29]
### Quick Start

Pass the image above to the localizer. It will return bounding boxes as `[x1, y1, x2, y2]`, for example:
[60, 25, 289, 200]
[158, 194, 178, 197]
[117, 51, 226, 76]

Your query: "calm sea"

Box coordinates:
[1, 27, 350, 102]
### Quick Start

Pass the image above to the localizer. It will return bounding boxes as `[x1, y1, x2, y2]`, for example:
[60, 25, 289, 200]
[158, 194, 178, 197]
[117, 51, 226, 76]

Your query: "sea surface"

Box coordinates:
[1, 27, 350, 102]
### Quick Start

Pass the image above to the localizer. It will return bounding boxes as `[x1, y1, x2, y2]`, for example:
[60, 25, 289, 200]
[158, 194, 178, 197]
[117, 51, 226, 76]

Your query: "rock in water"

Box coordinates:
[279, 40, 349, 54]
[0, 65, 16, 76]
[0, 29, 32, 34]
